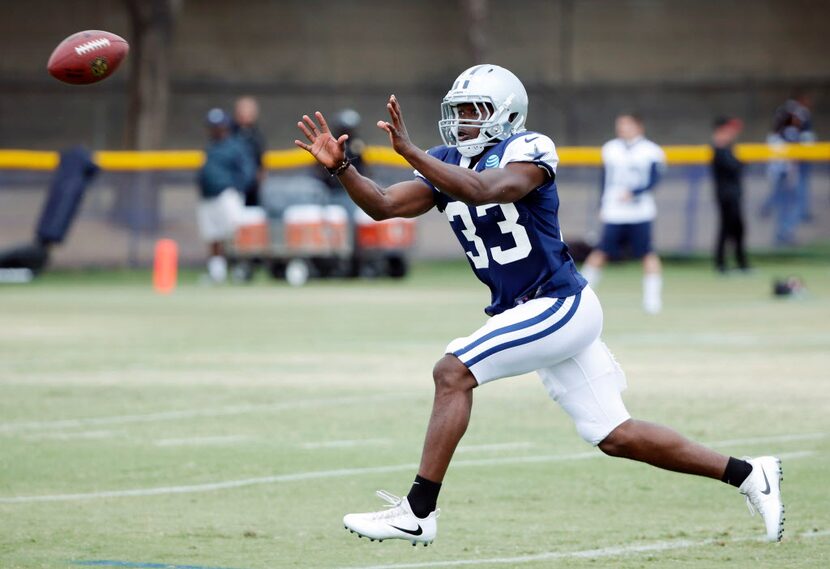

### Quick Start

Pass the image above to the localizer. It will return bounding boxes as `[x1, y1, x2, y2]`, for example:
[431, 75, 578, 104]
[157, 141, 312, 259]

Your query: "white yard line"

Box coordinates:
[300, 438, 391, 449]
[706, 432, 827, 447]
[0, 451, 599, 504]
[0, 444, 816, 505]
[338, 529, 830, 569]
[774, 450, 816, 460]
[0, 393, 406, 434]
[455, 442, 535, 453]
[154, 435, 252, 447]
[22, 430, 119, 441]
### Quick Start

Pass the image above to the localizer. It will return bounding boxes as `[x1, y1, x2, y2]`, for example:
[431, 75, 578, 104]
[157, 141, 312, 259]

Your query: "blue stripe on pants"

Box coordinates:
[461, 293, 582, 368]
[453, 297, 566, 358]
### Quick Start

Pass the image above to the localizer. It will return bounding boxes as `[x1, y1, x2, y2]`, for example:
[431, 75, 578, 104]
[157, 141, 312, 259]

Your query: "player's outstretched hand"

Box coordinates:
[378, 95, 416, 157]
[294, 112, 348, 169]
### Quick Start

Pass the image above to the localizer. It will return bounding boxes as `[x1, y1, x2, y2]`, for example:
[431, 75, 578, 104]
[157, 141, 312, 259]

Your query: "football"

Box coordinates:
[47, 30, 129, 85]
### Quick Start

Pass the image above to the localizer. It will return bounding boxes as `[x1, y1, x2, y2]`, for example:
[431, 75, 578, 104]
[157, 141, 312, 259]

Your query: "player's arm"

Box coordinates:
[294, 112, 434, 220]
[379, 95, 546, 205]
[630, 162, 661, 197]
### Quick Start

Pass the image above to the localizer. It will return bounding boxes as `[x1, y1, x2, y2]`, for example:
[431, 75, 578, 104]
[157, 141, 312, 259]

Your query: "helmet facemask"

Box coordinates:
[439, 93, 524, 158]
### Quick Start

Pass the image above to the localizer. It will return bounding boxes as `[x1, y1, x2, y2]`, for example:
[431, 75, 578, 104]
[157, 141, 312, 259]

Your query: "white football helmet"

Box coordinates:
[439, 64, 528, 157]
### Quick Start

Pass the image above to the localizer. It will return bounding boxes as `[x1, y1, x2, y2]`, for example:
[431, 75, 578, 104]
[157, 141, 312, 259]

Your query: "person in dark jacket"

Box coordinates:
[232, 96, 267, 207]
[314, 109, 370, 194]
[197, 108, 256, 282]
[711, 117, 749, 273]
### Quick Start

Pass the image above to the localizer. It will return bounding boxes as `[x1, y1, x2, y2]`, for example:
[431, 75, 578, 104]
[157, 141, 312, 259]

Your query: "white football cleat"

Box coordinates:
[343, 490, 438, 546]
[740, 456, 784, 542]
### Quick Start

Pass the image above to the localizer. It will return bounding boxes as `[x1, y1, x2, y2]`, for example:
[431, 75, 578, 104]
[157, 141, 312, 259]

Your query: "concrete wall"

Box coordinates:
[1, 0, 828, 151]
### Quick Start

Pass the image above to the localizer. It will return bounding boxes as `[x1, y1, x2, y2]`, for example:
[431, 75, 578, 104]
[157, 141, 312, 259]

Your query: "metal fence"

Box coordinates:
[0, 146, 827, 269]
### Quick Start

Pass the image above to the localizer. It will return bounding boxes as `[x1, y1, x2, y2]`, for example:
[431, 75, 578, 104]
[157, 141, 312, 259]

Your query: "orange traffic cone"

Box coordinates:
[153, 239, 178, 294]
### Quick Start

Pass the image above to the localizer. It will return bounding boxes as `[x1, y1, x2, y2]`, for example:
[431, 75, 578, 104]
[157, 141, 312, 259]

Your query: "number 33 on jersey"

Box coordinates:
[415, 131, 587, 317]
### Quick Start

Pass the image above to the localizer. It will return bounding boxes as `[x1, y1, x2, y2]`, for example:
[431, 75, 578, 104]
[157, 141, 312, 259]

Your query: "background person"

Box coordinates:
[711, 117, 750, 273]
[314, 108, 370, 195]
[197, 108, 256, 282]
[775, 92, 816, 223]
[761, 92, 816, 244]
[581, 113, 666, 314]
[232, 96, 266, 207]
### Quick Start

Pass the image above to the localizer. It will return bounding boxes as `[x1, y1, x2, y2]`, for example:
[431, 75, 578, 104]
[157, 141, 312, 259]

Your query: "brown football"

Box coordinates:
[47, 30, 129, 85]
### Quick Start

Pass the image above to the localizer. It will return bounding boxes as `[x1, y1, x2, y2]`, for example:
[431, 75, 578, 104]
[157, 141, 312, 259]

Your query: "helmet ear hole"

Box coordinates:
[508, 112, 518, 122]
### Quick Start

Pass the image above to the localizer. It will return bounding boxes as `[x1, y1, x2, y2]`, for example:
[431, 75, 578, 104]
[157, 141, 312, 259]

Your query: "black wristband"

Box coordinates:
[326, 157, 352, 177]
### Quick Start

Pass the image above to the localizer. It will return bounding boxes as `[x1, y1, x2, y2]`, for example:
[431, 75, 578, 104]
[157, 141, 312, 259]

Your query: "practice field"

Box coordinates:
[1, 259, 829, 569]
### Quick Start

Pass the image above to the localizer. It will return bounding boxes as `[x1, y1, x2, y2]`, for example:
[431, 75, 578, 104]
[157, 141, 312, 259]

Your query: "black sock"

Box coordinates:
[721, 456, 753, 487]
[407, 474, 441, 518]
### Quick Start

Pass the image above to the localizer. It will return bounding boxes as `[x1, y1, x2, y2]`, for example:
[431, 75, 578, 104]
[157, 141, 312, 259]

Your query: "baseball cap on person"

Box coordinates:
[713, 116, 743, 130]
[206, 108, 231, 127]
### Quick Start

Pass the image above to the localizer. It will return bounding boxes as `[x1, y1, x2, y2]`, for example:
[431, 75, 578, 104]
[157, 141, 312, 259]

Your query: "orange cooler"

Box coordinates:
[284, 205, 327, 252]
[355, 208, 415, 249]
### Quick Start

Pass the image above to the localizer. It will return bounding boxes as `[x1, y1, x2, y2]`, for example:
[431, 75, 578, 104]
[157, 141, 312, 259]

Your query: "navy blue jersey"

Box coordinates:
[415, 131, 587, 315]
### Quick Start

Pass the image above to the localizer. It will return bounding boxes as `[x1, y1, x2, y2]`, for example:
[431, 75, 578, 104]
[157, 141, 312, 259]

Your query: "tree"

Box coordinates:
[113, 0, 181, 264]
[461, 0, 488, 63]
[124, 0, 181, 150]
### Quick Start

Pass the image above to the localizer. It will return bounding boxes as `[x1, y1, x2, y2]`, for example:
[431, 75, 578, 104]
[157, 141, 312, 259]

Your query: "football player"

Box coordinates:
[581, 113, 666, 314]
[294, 65, 783, 546]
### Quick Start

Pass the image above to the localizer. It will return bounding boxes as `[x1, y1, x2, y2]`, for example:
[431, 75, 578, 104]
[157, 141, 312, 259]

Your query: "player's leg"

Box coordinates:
[344, 291, 596, 544]
[342, 354, 475, 545]
[599, 420, 783, 541]
[715, 200, 729, 272]
[636, 222, 662, 313]
[541, 336, 783, 541]
[582, 224, 617, 286]
[731, 200, 749, 270]
[416, 355, 478, 484]
[599, 419, 727, 477]
[198, 197, 229, 283]
[207, 241, 228, 282]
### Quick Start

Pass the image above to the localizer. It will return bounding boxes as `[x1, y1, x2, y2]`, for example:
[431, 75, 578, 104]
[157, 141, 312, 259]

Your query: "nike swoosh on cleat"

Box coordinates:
[524, 136, 539, 143]
[761, 469, 771, 495]
[390, 523, 423, 536]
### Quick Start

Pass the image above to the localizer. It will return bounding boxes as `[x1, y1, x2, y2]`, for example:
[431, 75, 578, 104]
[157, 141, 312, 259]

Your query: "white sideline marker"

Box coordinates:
[339, 529, 830, 569]
[0, 448, 815, 505]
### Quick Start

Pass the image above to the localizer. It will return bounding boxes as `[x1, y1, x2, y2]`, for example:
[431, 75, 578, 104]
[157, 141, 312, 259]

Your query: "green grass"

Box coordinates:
[1, 259, 829, 568]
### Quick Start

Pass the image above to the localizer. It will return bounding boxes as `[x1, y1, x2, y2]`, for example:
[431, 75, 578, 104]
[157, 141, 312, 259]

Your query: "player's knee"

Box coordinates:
[432, 355, 475, 393]
[598, 419, 634, 456]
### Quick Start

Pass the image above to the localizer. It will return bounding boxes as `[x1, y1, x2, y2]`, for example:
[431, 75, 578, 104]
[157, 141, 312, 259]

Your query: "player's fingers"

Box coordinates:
[316, 111, 331, 134]
[337, 134, 350, 145]
[387, 102, 400, 127]
[302, 114, 320, 136]
[377, 120, 392, 134]
[392, 94, 405, 120]
[297, 121, 315, 143]
[294, 140, 311, 151]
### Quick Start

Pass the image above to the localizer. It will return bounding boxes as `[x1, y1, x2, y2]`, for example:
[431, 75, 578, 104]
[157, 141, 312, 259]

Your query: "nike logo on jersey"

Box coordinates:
[761, 469, 771, 495]
[524, 136, 539, 143]
[389, 523, 423, 536]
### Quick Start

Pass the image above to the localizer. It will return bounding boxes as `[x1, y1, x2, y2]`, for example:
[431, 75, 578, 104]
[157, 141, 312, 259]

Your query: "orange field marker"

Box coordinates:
[153, 239, 178, 294]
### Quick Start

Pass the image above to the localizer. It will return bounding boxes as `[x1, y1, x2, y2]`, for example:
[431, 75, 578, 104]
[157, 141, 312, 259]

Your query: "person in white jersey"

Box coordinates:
[582, 113, 665, 314]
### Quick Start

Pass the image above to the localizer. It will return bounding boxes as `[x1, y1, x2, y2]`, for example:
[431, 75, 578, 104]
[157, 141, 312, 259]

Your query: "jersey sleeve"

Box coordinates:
[501, 133, 559, 179]
[653, 143, 667, 168]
